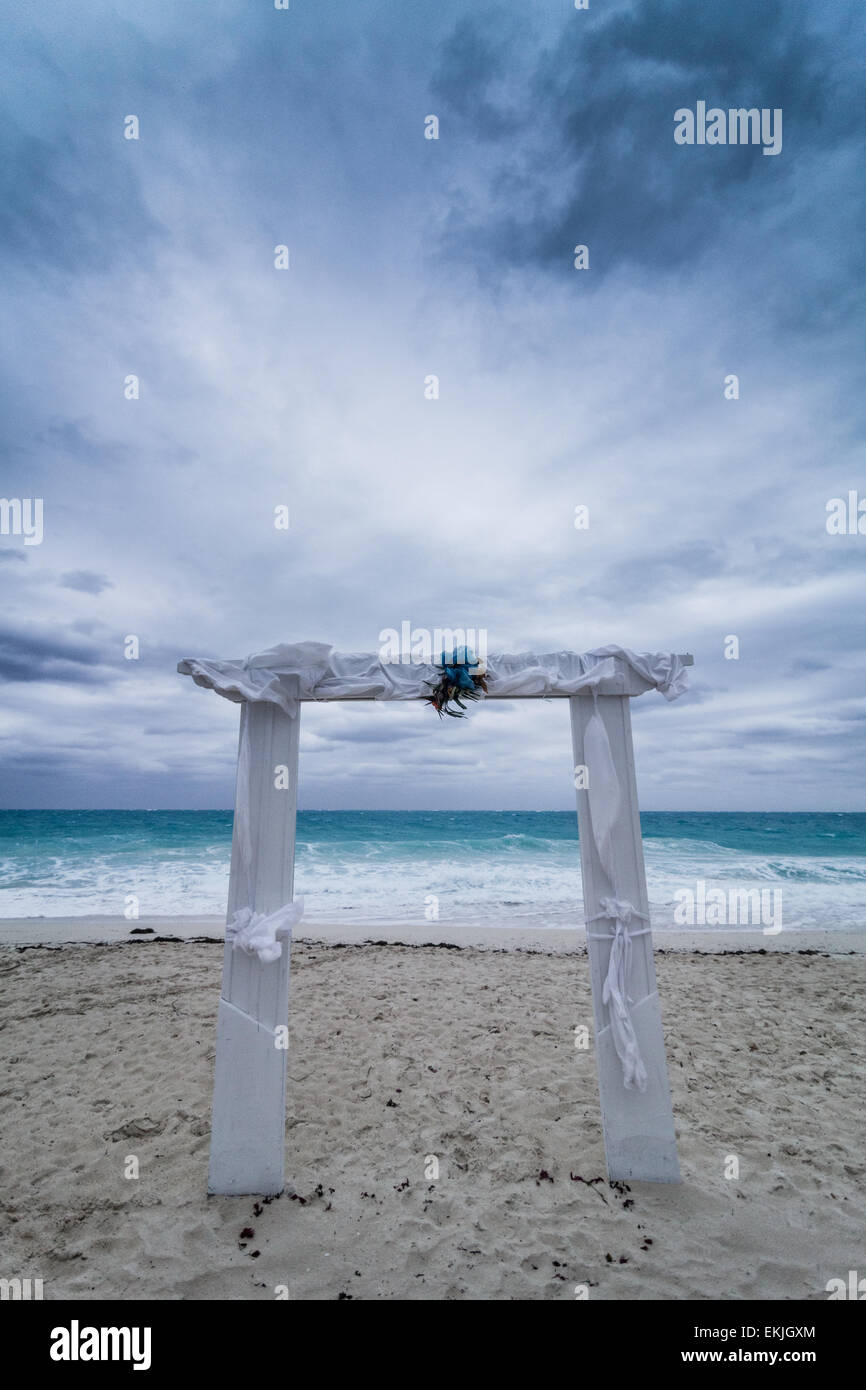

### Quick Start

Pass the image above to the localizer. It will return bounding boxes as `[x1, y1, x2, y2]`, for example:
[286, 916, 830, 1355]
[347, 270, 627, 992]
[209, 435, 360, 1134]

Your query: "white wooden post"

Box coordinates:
[570, 687, 680, 1183]
[208, 691, 300, 1195]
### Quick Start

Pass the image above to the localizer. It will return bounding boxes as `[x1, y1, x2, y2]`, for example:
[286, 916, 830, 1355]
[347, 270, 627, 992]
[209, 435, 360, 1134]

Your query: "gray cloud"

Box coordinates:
[59, 571, 114, 595]
[0, 625, 105, 685]
[0, 118, 168, 278]
[0, 1, 862, 811]
[430, 0, 864, 306]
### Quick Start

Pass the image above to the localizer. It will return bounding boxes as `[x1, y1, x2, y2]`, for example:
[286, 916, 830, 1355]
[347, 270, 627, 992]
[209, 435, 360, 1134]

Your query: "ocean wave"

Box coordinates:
[1, 810, 865, 927]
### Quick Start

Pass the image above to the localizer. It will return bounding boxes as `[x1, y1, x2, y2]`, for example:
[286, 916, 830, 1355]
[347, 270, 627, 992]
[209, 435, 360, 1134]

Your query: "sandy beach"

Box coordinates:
[1, 928, 864, 1301]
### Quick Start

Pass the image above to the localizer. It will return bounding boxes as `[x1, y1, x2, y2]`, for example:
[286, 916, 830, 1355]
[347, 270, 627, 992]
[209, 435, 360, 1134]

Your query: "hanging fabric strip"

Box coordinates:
[225, 673, 304, 965]
[583, 692, 621, 882]
[226, 898, 305, 965]
[235, 708, 254, 882]
[587, 898, 650, 1093]
[583, 690, 650, 1091]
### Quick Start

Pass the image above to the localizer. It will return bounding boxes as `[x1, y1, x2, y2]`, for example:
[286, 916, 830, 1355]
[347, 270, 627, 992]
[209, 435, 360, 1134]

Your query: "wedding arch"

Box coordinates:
[178, 642, 693, 1195]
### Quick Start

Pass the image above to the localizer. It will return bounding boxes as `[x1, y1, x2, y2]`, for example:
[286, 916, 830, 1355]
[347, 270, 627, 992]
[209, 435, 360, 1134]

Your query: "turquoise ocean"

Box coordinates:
[1, 810, 865, 931]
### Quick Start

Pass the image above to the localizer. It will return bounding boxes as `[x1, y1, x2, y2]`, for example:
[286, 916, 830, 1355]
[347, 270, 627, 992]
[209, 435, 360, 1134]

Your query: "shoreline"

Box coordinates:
[1, 914, 864, 955]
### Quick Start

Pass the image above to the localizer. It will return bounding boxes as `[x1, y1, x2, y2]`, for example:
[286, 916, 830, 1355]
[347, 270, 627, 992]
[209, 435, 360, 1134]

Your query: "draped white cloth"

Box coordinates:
[226, 899, 304, 965]
[178, 642, 689, 716]
[587, 897, 651, 1092]
[582, 689, 656, 1091]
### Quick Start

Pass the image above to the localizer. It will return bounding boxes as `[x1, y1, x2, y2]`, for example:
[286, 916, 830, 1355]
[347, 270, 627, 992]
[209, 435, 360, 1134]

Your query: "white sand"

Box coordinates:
[1, 931, 864, 1300]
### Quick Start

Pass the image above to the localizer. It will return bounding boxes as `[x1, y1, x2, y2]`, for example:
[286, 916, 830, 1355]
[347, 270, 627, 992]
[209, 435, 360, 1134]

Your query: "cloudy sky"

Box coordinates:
[1, 0, 864, 812]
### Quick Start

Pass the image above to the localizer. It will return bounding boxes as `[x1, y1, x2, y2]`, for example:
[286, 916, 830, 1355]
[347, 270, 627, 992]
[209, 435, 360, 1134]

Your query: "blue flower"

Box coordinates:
[440, 647, 479, 690]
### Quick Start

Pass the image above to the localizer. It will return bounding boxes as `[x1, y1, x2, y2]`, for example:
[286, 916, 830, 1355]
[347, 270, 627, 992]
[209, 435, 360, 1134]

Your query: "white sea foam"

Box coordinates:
[1, 817, 864, 929]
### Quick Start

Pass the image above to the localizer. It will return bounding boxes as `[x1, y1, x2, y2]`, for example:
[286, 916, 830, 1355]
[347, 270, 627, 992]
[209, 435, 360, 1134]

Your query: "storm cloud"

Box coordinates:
[0, 0, 863, 811]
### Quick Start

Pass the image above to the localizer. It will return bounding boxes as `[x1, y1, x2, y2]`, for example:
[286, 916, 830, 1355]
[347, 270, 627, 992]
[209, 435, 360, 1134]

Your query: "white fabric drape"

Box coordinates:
[178, 643, 689, 716]
[226, 899, 304, 965]
[583, 691, 653, 1092]
[229, 691, 305, 966]
[583, 703, 622, 881]
[587, 899, 651, 1092]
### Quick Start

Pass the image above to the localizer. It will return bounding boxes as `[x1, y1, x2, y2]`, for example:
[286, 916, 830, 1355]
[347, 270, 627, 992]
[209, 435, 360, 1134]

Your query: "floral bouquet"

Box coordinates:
[423, 646, 488, 717]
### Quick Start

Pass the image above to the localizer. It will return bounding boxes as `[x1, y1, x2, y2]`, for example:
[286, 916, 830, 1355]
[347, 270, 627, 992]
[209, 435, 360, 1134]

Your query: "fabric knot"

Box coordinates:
[226, 898, 304, 964]
[591, 897, 647, 927]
